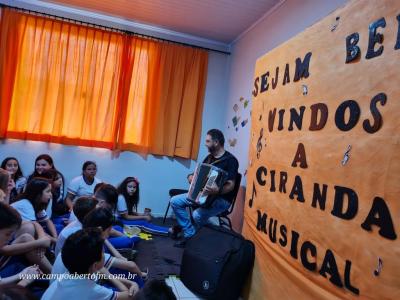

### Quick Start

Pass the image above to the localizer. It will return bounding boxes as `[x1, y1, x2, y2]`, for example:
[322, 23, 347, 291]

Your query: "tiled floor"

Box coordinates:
[165, 276, 203, 299]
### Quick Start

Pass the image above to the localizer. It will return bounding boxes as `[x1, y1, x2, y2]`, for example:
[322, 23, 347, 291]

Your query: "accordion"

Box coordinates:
[188, 163, 228, 207]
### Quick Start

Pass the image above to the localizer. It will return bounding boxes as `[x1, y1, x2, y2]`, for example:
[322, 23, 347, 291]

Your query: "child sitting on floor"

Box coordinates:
[1, 158, 27, 203]
[42, 228, 139, 300]
[64, 161, 102, 212]
[10, 178, 58, 247]
[116, 177, 151, 222]
[116, 177, 169, 236]
[51, 208, 147, 286]
[0, 202, 43, 286]
[54, 196, 97, 256]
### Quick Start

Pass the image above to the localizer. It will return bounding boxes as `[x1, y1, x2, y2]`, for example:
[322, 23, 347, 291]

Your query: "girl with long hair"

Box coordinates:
[116, 177, 169, 236]
[1, 157, 27, 203]
[11, 178, 58, 243]
[116, 177, 151, 222]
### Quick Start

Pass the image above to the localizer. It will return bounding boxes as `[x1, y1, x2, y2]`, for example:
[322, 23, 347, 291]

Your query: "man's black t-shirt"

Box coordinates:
[202, 151, 239, 203]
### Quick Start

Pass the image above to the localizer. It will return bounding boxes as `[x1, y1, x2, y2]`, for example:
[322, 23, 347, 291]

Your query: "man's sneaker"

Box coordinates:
[168, 225, 182, 240]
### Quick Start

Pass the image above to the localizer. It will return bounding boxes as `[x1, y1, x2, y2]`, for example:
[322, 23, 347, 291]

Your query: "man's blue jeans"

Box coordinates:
[170, 193, 230, 238]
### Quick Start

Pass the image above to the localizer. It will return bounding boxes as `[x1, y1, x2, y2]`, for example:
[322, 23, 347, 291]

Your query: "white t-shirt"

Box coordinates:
[46, 198, 53, 219]
[15, 177, 27, 194]
[51, 252, 114, 285]
[68, 175, 102, 201]
[55, 221, 82, 257]
[117, 195, 128, 216]
[43, 275, 116, 300]
[10, 199, 48, 222]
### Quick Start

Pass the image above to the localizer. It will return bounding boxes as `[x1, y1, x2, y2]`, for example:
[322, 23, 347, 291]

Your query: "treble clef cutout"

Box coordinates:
[256, 128, 263, 159]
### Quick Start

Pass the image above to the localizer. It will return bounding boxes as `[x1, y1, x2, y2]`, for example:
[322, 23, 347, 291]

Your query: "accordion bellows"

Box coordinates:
[188, 163, 228, 206]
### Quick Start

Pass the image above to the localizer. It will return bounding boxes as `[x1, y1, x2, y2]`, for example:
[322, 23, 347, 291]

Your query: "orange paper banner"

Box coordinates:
[244, 0, 400, 299]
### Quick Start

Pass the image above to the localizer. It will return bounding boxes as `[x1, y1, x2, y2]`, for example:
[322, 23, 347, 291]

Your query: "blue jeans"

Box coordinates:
[170, 193, 230, 238]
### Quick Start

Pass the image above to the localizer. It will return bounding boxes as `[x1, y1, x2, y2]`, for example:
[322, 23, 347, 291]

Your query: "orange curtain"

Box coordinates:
[4, 9, 124, 148]
[0, 9, 24, 137]
[117, 37, 208, 159]
[0, 8, 208, 159]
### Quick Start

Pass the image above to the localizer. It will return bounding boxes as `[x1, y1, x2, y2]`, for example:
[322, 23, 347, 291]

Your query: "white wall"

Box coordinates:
[0, 51, 230, 216]
[223, 0, 348, 184]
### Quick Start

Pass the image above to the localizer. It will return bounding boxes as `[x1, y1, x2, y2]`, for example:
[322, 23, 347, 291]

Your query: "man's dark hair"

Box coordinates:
[61, 228, 104, 274]
[133, 279, 176, 300]
[73, 196, 98, 223]
[207, 129, 225, 147]
[0, 202, 22, 230]
[82, 207, 113, 231]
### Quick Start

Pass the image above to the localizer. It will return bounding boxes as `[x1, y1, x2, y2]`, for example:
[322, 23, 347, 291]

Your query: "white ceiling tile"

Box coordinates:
[41, 0, 281, 43]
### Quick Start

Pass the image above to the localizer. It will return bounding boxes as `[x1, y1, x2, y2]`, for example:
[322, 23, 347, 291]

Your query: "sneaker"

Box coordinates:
[168, 225, 182, 240]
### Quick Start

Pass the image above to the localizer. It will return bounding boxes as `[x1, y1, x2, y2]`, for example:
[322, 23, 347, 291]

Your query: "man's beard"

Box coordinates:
[207, 145, 216, 153]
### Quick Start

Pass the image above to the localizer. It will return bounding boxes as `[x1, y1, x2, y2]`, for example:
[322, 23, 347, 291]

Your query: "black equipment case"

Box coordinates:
[180, 225, 255, 300]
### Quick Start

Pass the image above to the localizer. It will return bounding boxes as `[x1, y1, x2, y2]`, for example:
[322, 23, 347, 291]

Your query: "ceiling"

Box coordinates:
[40, 0, 282, 44]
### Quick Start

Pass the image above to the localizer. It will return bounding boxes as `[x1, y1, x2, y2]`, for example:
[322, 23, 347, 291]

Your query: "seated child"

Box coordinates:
[0, 202, 43, 285]
[82, 208, 148, 281]
[116, 177, 169, 236]
[0, 168, 13, 205]
[11, 178, 58, 244]
[116, 177, 151, 222]
[39, 169, 68, 218]
[54, 196, 97, 256]
[93, 184, 139, 249]
[64, 161, 102, 212]
[1, 158, 27, 203]
[42, 228, 139, 300]
[52, 208, 147, 286]
[37, 170, 68, 234]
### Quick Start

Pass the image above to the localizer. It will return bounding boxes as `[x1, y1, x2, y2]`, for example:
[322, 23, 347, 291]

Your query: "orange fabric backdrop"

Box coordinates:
[0, 8, 208, 159]
[244, 0, 400, 299]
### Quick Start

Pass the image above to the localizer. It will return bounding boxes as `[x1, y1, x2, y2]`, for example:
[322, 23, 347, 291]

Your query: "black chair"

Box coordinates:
[163, 189, 188, 224]
[217, 173, 242, 230]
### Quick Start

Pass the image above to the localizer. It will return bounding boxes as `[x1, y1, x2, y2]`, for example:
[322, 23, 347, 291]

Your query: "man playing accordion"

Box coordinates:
[170, 129, 239, 248]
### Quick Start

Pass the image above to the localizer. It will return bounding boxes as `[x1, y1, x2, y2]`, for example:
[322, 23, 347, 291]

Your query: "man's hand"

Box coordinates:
[187, 174, 194, 184]
[203, 182, 219, 195]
